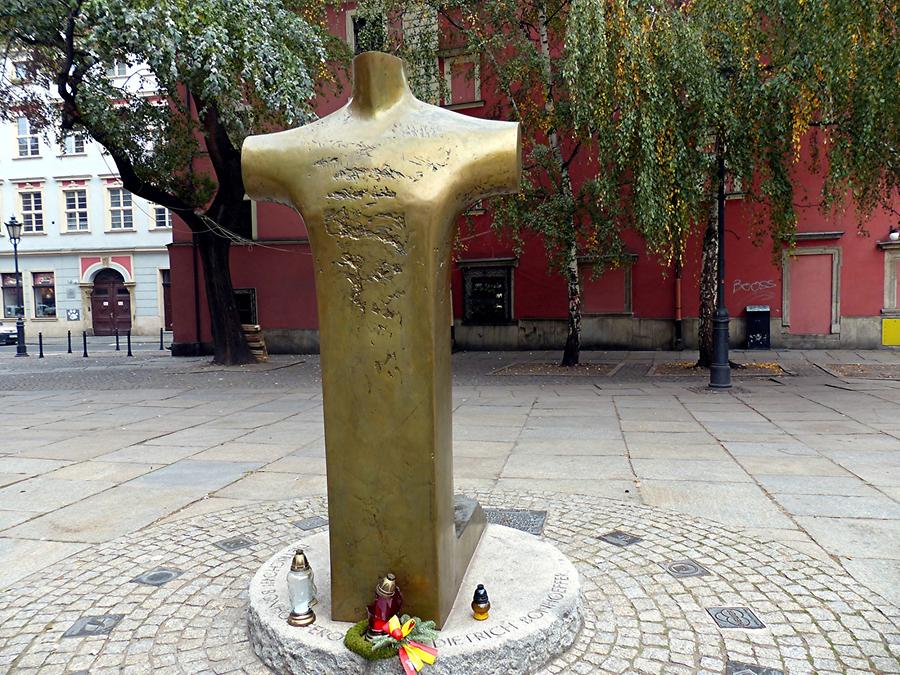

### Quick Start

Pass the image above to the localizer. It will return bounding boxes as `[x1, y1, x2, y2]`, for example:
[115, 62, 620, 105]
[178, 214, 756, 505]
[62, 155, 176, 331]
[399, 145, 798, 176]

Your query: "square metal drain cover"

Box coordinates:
[293, 515, 328, 531]
[214, 535, 256, 552]
[62, 614, 124, 638]
[727, 661, 783, 675]
[484, 508, 546, 536]
[599, 530, 642, 547]
[131, 567, 183, 586]
[661, 559, 711, 578]
[707, 606, 765, 629]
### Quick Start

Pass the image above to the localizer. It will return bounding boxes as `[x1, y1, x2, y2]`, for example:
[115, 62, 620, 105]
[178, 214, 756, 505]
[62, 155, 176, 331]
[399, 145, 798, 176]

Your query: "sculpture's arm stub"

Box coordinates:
[241, 131, 296, 207]
[452, 121, 521, 212]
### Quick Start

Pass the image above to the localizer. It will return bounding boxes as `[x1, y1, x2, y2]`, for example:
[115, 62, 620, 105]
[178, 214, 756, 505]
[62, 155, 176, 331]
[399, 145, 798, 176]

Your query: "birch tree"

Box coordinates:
[565, 0, 899, 365]
[359, 0, 630, 366]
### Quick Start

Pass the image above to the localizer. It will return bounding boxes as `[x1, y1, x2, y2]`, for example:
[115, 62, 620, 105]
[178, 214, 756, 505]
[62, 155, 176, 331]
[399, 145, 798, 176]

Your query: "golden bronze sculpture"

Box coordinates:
[242, 51, 521, 627]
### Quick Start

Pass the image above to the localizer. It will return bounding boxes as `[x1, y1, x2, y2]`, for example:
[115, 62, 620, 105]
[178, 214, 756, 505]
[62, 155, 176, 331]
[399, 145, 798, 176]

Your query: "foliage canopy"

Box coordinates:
[565, 0, 899, 262]
[1, 0, 341, 216]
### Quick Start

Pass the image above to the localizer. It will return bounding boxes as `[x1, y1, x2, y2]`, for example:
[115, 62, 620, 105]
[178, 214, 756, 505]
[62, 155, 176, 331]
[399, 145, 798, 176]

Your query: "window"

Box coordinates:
[109, 188, 134, 229]
[20, 191, 44, 233]
[62, 132, 87, 155]
[32, 272, 56, 318]
[443, 55, 481, 107]
[108, 61, 127, 77]
[64, 189, 89, 231]
[154, 207, 173, 228]
[461, 264, 513, 324]
[16, 117, 39, 157]
[348, 12, 385, 55]
[12, 60, 28, 81]
[2, 274, 23, 318]
[234, 288, 258, 325]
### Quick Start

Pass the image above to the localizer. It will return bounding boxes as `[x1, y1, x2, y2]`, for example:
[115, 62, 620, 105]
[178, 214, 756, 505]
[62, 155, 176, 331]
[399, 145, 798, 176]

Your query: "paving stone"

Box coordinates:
[1, 491, 896, 672]
[0, 354, 898, 673]
[501, 454, 634, 480]
[774, 494, 900, 519]
[3, 486, 200, 543]
[127, 460, 262, 490]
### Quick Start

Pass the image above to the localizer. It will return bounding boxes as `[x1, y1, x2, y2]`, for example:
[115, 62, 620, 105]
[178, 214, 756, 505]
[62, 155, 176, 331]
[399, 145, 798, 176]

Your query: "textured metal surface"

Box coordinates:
[242, 52, 521, 627]
[292, 515, 328, 531]
[661, 559, 710, 578]
[214, 536, 255, 552]
[62, 614, 124, 638]
[707, 606, 765, 629]
[727, 661, 784, 675]
[484, 508, 547, 536]
[131, 567, 182, 586]
[599, 530, 642, 547]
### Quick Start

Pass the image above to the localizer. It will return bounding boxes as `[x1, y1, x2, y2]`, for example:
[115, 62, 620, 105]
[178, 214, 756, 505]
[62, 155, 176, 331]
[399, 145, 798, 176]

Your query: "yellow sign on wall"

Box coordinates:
[883, 318, 900, 346]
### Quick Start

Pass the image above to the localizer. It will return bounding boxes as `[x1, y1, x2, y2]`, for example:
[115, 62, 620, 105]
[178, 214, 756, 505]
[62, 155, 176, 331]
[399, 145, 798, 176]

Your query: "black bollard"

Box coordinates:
[67, 330, 72, 354]
[159, 327, 164, 350]
[82, 331, 88, 358]
[38, 333, 43, 358]
[127, 330, 133, 357]
[115, 328, 120, 351]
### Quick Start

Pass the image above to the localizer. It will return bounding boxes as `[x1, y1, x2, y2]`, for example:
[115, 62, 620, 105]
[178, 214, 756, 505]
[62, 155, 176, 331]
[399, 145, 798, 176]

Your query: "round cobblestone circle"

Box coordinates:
[1, 491, 899, 674]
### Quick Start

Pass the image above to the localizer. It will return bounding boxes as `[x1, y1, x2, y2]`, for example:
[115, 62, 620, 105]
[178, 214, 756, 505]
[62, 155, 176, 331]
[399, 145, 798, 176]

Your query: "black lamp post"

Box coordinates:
[5, 216, 28, 357]
[709, 148, 731, 389]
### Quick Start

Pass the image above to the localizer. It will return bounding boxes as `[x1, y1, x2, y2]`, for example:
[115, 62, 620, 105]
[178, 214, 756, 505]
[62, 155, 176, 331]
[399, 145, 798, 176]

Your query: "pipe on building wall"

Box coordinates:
[192, 233, 201, 346]
[673, 260, 684, 350]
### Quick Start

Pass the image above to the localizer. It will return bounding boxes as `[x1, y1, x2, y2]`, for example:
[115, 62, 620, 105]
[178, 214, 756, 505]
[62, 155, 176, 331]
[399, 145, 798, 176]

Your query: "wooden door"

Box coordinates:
[91, 269, 131, 336]
[788, 254, 833, 335]
[113, 286, 132, 333]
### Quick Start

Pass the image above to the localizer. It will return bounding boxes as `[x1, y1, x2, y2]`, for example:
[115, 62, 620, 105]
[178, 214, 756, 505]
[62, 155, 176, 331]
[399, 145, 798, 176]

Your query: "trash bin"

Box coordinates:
[745, 305, 770, 349]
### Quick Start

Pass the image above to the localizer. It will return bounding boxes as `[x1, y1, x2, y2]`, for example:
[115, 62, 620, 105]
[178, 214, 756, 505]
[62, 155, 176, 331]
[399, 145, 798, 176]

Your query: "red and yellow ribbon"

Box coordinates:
[385, 616, 438, 675]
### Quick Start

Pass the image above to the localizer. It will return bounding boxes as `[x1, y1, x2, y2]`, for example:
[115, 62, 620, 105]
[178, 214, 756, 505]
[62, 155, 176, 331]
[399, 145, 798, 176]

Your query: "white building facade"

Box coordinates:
[0, 64, 172, 338]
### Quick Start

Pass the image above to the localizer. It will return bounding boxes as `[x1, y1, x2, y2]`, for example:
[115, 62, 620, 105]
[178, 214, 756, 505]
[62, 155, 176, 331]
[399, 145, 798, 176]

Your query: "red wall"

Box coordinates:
[170, 8, 898, 350]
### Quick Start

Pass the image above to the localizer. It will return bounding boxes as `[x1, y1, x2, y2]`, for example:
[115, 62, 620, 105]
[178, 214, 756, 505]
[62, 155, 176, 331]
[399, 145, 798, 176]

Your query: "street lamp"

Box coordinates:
[5, 216, 28, 357]
[709, 148, 731, 388]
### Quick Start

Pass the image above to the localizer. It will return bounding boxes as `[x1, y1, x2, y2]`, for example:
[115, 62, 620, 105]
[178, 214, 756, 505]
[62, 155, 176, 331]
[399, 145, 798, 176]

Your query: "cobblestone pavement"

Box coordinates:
[1, 493, 898, 674]
[0, 349, 898, 672]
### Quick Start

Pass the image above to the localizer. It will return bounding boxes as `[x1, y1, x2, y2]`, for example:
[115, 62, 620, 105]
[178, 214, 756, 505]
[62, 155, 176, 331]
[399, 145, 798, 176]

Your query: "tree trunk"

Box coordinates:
[697, 203, 718, 368]
[536, 5, 582, 367]
[193, 227, 254, 366]
[561, 244, 581, 366]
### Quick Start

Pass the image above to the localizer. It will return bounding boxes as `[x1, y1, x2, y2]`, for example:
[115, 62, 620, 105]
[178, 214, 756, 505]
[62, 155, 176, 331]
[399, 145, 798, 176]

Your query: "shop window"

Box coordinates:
[462, 265, 513, 324]
[32, 272, 56, 318]
[16, 116, 39, 157]
[443, 54, 481, 107]
[20, 190, 44, 232]
[234, 288, 258, 325]
[64, 189, 89, 231]
[154, 207, 173, 228]
[2, 274, 23, 318]
[109, 187, 134, 229]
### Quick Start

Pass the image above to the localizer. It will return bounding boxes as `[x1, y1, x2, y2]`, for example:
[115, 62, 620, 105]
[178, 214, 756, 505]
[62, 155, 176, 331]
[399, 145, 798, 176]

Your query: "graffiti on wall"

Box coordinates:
[732, 278, 776, 301]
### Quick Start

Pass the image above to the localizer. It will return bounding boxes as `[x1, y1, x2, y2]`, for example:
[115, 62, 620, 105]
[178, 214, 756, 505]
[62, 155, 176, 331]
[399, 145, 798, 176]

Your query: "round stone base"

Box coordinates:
[248, 525, 584, 674]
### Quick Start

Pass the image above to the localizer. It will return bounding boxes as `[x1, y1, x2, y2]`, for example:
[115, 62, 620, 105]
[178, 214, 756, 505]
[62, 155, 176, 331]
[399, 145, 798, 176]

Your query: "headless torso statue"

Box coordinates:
[242, 52, 521, 627]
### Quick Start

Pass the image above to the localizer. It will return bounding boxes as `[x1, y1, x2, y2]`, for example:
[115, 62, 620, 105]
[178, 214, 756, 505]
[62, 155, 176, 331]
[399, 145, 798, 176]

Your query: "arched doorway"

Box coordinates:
[91, 268, 132, 335]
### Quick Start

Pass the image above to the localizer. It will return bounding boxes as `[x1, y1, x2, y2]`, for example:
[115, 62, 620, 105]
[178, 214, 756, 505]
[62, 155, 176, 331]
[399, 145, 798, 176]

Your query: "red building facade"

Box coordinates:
[168, 8, 900, 355]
